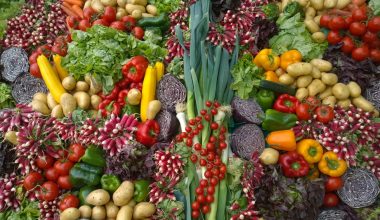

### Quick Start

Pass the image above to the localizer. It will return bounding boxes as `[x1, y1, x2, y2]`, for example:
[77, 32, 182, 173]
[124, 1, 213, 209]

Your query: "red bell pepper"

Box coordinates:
[136, 120, 160, 147]
[122, 56, 149, 83]
[273, 94, 300, 113]
[279, 151, 309, 178]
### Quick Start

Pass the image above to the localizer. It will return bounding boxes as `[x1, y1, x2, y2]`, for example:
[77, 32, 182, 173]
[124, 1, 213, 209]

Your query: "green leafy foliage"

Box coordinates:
[369, 0, 380, 16]
[0, 0, 24, 40]
[0, 82, 15, 109]
[0, 200, 39, 220]
[261, 3, 280, 21]
[148, 0, 182, 14]
[167, 57, 184, 80]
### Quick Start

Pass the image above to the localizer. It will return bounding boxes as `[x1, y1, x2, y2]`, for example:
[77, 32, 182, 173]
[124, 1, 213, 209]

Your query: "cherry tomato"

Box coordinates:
[315, 105, 334, 124]
[121, 16, 136, 31]
[54, 35, 67, 46]
[352, 45, 370, 61]
[296, 103, 312, 120]
[191, 210, 200, 218]
[341, 36, 355, 54]
[30, 63, 42, 78]
[306, 96, 321, 110]
[110, 21, 126, 31]
[349, 22, 366, 36]
[92, 19, 109, 26]
[370, 38, 380, 49]
[320, 14, 331, 28]
[102, 6, 116, 23]
[327, 31, 343, 44]
[36, 45, 51, 57]
[51, 44, 67, 56]
[44, 167, 59, 181]
[39, 181, 59, 201]
[132, 26, 144, 40]
[202, 205, 210, 214]
[23, 172, 44, 191]
[59, 194, 79, 211]
[325, 177, 343, 192]
[83, 7, 97, 21]
[370, 49, 380, 63]
[54, 160, 74, 176]
[66, 16, 79, 29]
[78, 19, 91, 31]
[328, 16, 346, 31]
[36, 155, 55, 170]
[57, 149, 68, 159]
[352, 7, 367, 22]
[362, 31, 377, 44]
[57, 175, 73, 190]
[368, 17, 380, 33]
[323, 193, 339, 207]
[344, 16, 353, 28]
[29, 52, 41, 64]
[68, 144, 85, 162]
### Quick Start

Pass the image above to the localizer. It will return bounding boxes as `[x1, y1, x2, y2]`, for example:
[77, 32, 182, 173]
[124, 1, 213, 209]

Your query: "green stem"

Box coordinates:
[187, 92, 196, 120]
[216, 128, 229, 220]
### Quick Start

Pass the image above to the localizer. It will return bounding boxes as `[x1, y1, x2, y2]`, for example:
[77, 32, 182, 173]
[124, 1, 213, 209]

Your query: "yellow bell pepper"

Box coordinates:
[154, 61, 165, 81]
[253, 49, 280, 71]
[296, 139, 323, 163]
[53, 54, 69, 80]
[264, 71, 279, 82]
[140, 66, 157, 122]
[280, 50, 302, 70]
[318, 151, 348, 177]
[307, 164, 320, 180]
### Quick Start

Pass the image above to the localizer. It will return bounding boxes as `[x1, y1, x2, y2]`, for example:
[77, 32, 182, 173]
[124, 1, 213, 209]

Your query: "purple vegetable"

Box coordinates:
[144, 142, 170, 178]
[231, 124, 265, 160]
[232, 96, 263, 124]
[156, 74, 186, 112]
[155, 110, 179, 142]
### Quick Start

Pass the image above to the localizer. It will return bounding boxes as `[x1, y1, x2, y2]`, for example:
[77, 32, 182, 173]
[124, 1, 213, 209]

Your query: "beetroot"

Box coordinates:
[231, 124, 265, 160]
[232, 96, 263, 124]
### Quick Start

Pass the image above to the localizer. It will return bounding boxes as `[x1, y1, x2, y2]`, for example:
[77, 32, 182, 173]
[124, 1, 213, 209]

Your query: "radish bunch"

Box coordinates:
[0, 173, 21, 212]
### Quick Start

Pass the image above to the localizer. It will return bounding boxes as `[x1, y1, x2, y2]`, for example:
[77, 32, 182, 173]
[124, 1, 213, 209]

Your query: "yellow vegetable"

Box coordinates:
[140, 66, 157, 122]
[53, 54, 69, 80]
[154, 61, 165, 81]
[37, 55, 66, 103]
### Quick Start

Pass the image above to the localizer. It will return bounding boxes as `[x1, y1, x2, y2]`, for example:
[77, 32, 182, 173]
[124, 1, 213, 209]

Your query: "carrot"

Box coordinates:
[63, 0, 83, 7]
[62, 2, 72, 10]
[61, 5, 78, 18]
[71, 4, 84, 19]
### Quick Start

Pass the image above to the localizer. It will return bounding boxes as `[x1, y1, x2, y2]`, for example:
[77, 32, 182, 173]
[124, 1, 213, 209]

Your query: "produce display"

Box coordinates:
[0, 0, 379, 219]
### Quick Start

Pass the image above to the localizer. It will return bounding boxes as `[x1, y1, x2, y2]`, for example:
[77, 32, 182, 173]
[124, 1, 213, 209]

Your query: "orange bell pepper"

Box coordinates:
[266, 130, 296, 151]
[280, 50, 302, 70]
[265, 71, 279, 82]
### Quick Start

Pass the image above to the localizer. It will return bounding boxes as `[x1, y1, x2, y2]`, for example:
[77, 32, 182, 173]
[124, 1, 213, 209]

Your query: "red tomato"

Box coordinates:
[83, 7, 97, 21]
[110, 21, 126, 31]
[29, 52, 41, 64]
[344, 16, 353, 28]
[45, 167, 59, 181]
[370, 49, 380, 63]
[320, 14, 331, 28]
[325, 177, 343, 192]
[36, 155, 55, 170]
[92, 19, 109, 26]
[362, 31, 377, 44]
[54, 160, 74, 176]
[68, 144, 85, 162]
[78, 19, 91, 31]
[51, 44, 67, 56]
[327, 31, 343, 44]
[352, 7, 367, 22]
[37, 45, 51, 57]
[349, 22, 367, 36]
[306, 96, 321, 110]
[121, 16, 136, 31]
[368, 17, 380, 33]
[328, 16, 346, 31]
[39, 181, 59, 201]
[23, 172, 44, 191]
[370, 38, 380, 49]
[102, 6, 116, 23]
[66, 16, 79, 29]
[315, 105, 334, 124]
[296, 103, 312, 121]
[323, 193, 339, 207]
[132, 26, 144, 40]
[341, 36, 355, 54]
[59, 194, 79, 211]
[30, 63, 42, 78]
[57, 175, 73, 190]
[352, 45, 370, 61]
[57, 149, 68, 159]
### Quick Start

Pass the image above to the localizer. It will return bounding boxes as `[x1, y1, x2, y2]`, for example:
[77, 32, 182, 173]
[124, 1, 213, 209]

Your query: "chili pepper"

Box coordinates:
[296, 139, 323, 164]
[117, 89, 129, 105]
[273, 94, 300, 113]
[78, 185, 96, 205]
[116, 78, 131, 88]
[279, 151, 310, 178]
[261, 109, 297, 131]
[266, 129, 297, 151]
[98, 92, 106, 100]
[318, 151, 348, 177]
[135, 119, 160, 147]
[253, 48, 280, 71]
[101, 174, 121, 193]
[112, 102, 121, 115]
[105, 85, 120, 100]
[264, 71, 279, 82]
[69, 163, 103, 188]
[122, 56, 149, 83]
[130, 82, 143, 91]
[98, 99, 112, 110]
[256, 89, 275, 111]
[133, 179, 150, 202]
[280, 50, 302, 70]
[81, 146, 106, 168]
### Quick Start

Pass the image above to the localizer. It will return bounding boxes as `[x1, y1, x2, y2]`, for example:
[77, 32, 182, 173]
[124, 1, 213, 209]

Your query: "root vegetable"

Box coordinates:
[305, 19, 320, 33]
[279, 74, 295, 85]
[133, 202, 156, 219]
[352, 96, 375, 112]
[51, 105, 64, 118]
[336, 0, 351, 9]
[318, 87, 332, 99]
[146, 100, 161, 120]
[127, 88, 141, 105]
[275, 68, 285, 76]
[116, 205, 133, 220]
[60, 93, 77, 116]
[101, 0, 117, 6]
[47, 93, 58, 110]
[337, 99, 351, 109]
[296, 88, 309, 100]
[76, 81, 90, 92]
[117, 8, 127, 20]
[5, 131, 18, 145]
[131, 10, 142, 19]
[79, 205, 92, 218]
[117, 0, 127, 7]
[86, 189, 110, 206]
[62, 76, 77, 91]
[84, 0, 91, 9]
[113, 181, 134, 206]
[314, 15, 321, 25]
[33, 92, 47, 104]
[130, 0, 147, 6]
[287, 62, 313, 77]
[60, 207, 81, 220]
[310, 59, 332, 72]
[125, 4, 145, 14]
[310, 0, 324, 10]
[127, 200, 136, 208]
[91, 0, 105, 12]
[312, 32, 326, 43]
[296, 75, 313, 88]
[347, 81, 361, 98]
[74, 92, 91, 110]
[31, 100, 51, 115]
[308, 79, 326, 96]
[324, 0, 337, 8]
[92, 206, 106, 220]
[91, 95, 102, 110]
[142, 13, 154, 18]
[321, 73, 338, 86]
[87, 75, 102, 95]
[106, 201, 119, 218]
[295, 0, 309, 6]
[146, 5, 157, 15]
[311, 67, 322, 79]
[373, 109, 379, 117]
[305, 7, 316, 19]
[259, 148, 279, 165]
[332, 83, 350, 100]
[322, 96, 337, 107]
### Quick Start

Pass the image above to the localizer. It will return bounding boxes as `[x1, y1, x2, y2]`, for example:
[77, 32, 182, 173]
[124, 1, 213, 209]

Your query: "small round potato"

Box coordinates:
[79, 205, 92, 218]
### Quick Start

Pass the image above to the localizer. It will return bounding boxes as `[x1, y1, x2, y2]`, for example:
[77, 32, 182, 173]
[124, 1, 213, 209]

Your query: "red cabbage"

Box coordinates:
[156, 74, 186, 112]
[231, 124, 265, 160]
[155, 110, 179, 142]
[232, 96, 263, 125]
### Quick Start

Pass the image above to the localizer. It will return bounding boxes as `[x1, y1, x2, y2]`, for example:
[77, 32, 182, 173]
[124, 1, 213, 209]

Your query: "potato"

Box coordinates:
[117, 0, 127, 7]
[287, 62, 313, 77]
[275, 68, 285, 77]
[106, 201, 119, 218]
[332, 83, 350, 100]
[295, 0, 309, 6]
[324, 0, 337, 8]
[259, 148, 279, 165]
[146, 5, 157, 15]
[91, 0, 105, 12]
[76, 81, 90, 92]
[79, 205, 92, 218]
[74, 92, 91, 110]
[352, 96, 375, 112]
[62, 76, 77, 91]
[312, 32, 326, 43]
[310, 59, 332, 72]
[373, 109, 379, 117]
[296, 88, 309, 101]
[127, 200, 136, 208]
[279, 74, 295, 85]
[127, 88, 141, 105]
[60, 93, 77, 117]
[336, 0, 351, 9]
[130, 0, 147, 5]
[33, 92, 47, 104]
[47, 93, 58, 110]
[296, 75, 313, 88]
[142, 13, 154, 17]
[318, 87, 332, 99]
[117, 8, 127, 20]
[92, 206, 106, 220]
[133, 202, 156, 219]
[305, 7, 316, 19]
[308, 79, 326, 96]
[5, 131, 18, 145]
[314, 15, 321, 25]
[60, 208, 80, 220]
[131, 10, 142, 19]
[91, 95, 102, 110]
[86, 189, 110, 206]
[321, 73, 338, 86]
[146, 100, 161, 120]
[305, 19, 320, 33]
[337, 99, 351, 109]
[347, 81, 361, 98]
[83, 0, 91, 9]
[311, 67, 321, 78]
[113, 181, 134, 206]
[125, 4, 145, 13]
[31, 100, 51, 115]
[101, 0, 117, 6]
[322, 96, 337, 107]
[116, 205, 133, 220]
[51, 105, 64, 118]
[310, 0, 324, 10]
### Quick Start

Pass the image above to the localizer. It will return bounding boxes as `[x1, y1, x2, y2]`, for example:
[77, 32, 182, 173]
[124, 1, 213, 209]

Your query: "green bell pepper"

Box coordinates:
[261, 109, 297, 132]
[69, 163, 103, 188]
[256, 89, 275, 111]
[79, 186, 96, 205]
[101, 174, 121, 193]
[133, 179, 150, 203]
[81, 146, 106, 168]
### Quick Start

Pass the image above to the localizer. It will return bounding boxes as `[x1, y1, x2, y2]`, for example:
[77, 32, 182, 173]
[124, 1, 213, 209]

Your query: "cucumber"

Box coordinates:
[259, 80, 296, 95]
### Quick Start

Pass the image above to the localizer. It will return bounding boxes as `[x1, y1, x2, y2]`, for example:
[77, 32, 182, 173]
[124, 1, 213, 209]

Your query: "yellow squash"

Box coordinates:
[154, 61, 164, 81]
[53, 54, 69, 80]
[140, 65, 157, 122]
[37, 55, 66, 103]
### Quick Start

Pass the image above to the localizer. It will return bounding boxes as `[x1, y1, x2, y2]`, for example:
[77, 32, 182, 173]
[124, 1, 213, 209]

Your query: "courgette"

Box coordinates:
[259, 80, 296, 95]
